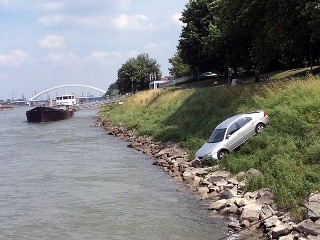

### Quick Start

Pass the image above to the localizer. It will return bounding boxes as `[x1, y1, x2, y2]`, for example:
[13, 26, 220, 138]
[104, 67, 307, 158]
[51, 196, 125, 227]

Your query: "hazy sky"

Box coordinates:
[0, 0, 188, 100]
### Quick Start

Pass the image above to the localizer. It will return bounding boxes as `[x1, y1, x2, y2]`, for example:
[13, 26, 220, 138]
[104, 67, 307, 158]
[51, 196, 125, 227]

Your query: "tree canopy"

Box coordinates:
[168, 50, 191, 78]
[176, 0, 320, 73]
[116, 53, 161, 94]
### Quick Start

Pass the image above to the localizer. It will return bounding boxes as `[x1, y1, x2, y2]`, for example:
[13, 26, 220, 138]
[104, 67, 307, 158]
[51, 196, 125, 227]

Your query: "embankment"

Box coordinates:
[95, 115, 320, 240]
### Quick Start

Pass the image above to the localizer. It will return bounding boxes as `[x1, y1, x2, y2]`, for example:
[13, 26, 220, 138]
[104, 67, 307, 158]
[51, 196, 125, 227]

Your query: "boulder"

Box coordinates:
[190, 176, 202, 189]
[215, 179, 228, 187]
[182, 167, 196, 179]
[234, 197, 251, 207]
[197, 186, 209, 195]
[272, 223, 294, 239]
[264, 215, 282, 229]
[209, 199, 227, 210]
[308, 192, 320, 221]
[241, 203, 262, 222]
[207, 191, 220, 200]
[256, 188, 274, 206]
[246, 168, 263, 177]
[220, 187, 238, 199]
[189, 158, 201, 168]
[298, 219, 320, 236]
[227, 178, 239, 185]
[207, 171, 231, 184]
[227, 204, 239, 214]
[260, 205, 274, 219]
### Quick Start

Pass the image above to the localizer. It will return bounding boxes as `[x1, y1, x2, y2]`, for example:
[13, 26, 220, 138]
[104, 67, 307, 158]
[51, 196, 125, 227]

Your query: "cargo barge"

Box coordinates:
[26, 106, 74, 123]
[26, 94, 76, 123]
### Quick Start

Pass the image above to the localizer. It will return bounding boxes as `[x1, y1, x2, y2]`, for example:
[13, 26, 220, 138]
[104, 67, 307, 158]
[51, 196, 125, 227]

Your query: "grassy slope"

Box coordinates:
[99, 68, 320, 220]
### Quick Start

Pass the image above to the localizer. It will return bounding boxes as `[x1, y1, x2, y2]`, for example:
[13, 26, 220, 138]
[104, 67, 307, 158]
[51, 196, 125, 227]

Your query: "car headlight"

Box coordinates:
[203, 152, 212, 159]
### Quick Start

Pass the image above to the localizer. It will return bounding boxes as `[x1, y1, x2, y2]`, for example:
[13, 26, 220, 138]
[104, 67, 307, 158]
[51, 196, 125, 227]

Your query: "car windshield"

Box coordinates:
[207, 128, 226, 143]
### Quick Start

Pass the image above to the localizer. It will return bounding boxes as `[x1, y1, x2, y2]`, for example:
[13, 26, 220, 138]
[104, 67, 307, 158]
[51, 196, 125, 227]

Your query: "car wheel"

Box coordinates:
[217, 150, 228, 160]
[255, 123, 265, 134]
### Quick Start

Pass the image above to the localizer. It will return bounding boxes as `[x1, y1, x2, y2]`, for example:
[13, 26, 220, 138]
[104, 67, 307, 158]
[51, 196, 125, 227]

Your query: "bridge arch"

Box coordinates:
[29, 84, 106, 101]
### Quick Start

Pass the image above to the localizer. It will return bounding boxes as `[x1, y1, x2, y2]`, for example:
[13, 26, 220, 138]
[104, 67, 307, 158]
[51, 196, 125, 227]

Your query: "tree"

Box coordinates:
[178, 0, 215, 72]
[104, 82, 118, 97]
[168, 50, 191, 78]
[116, 54, 161, 94]
[177, 0, 320, 73]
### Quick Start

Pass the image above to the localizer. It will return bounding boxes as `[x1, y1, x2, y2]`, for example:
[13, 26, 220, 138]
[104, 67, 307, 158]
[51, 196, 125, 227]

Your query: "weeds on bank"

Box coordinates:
[100, 75, 320, 220]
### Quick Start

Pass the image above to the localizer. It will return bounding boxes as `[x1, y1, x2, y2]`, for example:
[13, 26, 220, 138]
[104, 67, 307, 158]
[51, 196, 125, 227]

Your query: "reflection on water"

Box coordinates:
[0, 107, 229, 240]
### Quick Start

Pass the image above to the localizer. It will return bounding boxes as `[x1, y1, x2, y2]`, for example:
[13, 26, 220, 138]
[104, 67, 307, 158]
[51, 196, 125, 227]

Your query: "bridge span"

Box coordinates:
[29, 84, 106, 101]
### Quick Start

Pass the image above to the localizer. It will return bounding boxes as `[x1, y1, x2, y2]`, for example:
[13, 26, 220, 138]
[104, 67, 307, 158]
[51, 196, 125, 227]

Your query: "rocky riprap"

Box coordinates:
[96, 117, 320, 240]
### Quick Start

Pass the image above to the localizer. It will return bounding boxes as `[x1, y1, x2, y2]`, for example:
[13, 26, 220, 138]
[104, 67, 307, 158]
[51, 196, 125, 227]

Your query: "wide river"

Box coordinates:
[0, 107, 231, 240]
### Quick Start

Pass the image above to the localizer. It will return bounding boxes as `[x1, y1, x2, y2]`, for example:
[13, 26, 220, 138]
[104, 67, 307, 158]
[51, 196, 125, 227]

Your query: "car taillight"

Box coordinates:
[263, 111, 267, 117]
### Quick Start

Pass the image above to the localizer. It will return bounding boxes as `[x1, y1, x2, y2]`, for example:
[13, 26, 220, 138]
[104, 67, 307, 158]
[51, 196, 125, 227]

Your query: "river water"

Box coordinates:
[0, 107, 231, 240]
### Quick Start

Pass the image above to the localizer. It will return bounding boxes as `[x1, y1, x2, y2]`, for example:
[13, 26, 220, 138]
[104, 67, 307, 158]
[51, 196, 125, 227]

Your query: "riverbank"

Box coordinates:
[95, 116, 320, 239]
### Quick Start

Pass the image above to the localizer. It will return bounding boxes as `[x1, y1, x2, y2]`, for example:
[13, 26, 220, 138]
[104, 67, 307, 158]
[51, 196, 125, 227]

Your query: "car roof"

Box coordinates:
[217, 114, 244, 128]
[216, 110, 263, 129]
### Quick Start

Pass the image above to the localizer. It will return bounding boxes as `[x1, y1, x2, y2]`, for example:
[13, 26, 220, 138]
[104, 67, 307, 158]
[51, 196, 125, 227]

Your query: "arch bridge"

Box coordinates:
[29, 84, 106, 101]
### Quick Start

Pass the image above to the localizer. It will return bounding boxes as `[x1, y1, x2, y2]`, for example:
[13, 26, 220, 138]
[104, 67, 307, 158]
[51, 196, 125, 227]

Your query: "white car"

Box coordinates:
[195, 110, 269, 160]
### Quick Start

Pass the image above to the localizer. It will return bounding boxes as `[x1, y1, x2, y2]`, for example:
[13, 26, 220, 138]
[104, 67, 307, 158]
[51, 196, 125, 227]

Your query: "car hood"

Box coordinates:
[195, 141, 222, 159]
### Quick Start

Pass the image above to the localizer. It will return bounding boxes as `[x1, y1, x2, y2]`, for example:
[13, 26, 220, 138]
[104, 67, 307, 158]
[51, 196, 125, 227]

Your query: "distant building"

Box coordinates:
[149, 80, 169, 89]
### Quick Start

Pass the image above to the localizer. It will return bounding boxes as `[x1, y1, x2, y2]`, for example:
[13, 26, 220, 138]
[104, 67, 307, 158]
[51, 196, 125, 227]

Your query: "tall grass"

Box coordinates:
[99, 75, 320, 219]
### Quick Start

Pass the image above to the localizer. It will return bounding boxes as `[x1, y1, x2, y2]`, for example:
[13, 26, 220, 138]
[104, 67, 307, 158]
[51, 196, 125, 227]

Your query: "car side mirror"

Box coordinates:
[226, 134, 231, 139]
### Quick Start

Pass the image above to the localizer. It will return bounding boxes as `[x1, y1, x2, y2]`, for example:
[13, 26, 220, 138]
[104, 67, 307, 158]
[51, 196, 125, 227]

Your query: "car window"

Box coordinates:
[227, 123, 238, 135]
[208, 128, 226, 143]
[236, 117, 250, 129]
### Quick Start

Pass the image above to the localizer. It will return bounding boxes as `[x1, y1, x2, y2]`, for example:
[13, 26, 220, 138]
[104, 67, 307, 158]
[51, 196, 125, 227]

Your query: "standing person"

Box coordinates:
[254, 67, 261, 82]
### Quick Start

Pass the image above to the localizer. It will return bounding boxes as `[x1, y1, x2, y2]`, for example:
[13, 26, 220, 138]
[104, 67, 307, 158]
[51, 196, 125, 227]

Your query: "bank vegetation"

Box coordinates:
[99, 72, 320, 220]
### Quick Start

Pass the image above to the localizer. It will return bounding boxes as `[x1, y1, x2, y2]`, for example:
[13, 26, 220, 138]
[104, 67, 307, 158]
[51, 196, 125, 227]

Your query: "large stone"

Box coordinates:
[256, 188, 274, 206]
[209, 199, 227, 210]
[207, 171, 231, 184]
[264, 215, 282, 228]
[234, 197, 251, 207]
[207, 191, 220, 200]
[227, 178, 239, 185]
[215, 179, 228, 187]
[307, 236, 320, 240]
[246, 168, 263, 177]
[190, 158, 201, 168]
[227, 204, 239, 214]
[197, 186, 209, 195]
[260, 205, 274, 219]
[220, 187, 238, 199]
[308, 192, 320, 220]
[298, 219, 320, 236]
[190, 176, 202, 188]
[182, 167, 196, 179]
[272, 223, 294, 238]
[241, 203, 262, 222]
[279, 234, 298, 240]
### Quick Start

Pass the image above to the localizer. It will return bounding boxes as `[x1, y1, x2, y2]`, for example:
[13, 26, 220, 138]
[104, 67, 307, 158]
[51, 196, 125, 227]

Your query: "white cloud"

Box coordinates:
[127, 50, 139, 58]
[0, 0, 9, 6]
[47, 52, 76, 66]
[0, 50, 29, 67]
[40, 2, 66, 11]
[88, 51, 122, 65]
[144, 42, 171, 53]
[38, 13, 156, 32]
[111, 14, 154, 31]
[38, 15, 66, 27]
[171, 13, 184, 26]
[38, 14, 110, 28]
[39, 35, 65, 49]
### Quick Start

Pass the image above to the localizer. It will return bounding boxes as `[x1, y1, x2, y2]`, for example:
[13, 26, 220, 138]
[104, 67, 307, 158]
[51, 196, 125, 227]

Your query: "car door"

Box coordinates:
[235, 117, 254, 144]
[225, 122, 240, 150]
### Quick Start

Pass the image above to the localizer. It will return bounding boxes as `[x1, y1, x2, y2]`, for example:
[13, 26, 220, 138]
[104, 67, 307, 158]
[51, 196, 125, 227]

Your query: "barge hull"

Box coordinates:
[26, 106, 74, 123]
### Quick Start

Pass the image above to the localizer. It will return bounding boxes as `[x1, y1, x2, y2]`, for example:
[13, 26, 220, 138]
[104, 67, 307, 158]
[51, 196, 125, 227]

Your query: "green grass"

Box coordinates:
[99, 68, 320, 220]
